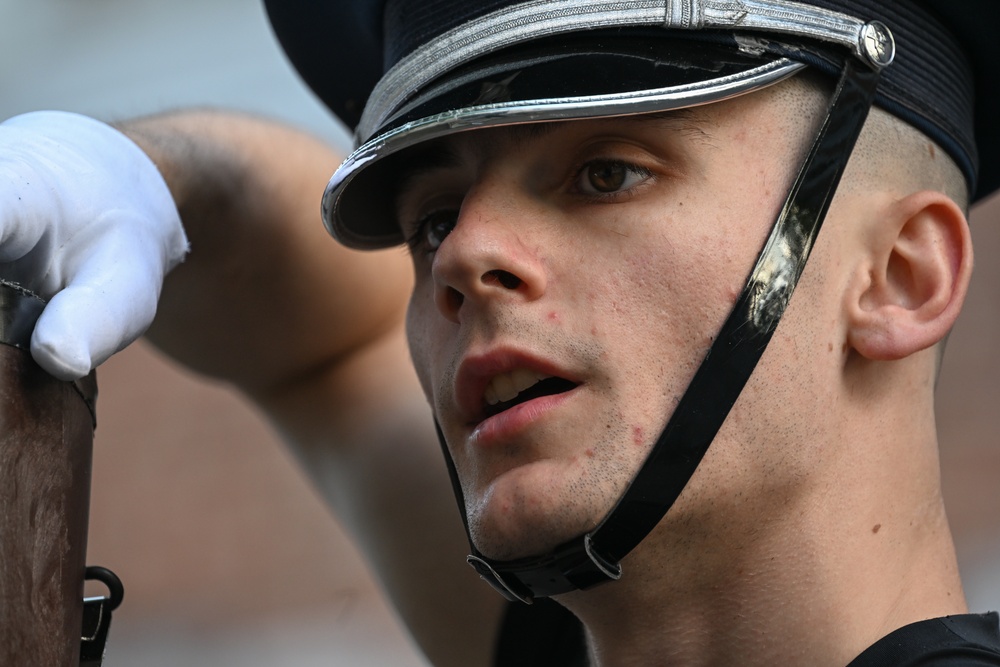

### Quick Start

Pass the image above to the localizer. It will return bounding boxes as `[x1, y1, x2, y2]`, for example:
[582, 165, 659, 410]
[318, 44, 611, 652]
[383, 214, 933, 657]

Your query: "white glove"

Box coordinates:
[0, 110, 189, 380]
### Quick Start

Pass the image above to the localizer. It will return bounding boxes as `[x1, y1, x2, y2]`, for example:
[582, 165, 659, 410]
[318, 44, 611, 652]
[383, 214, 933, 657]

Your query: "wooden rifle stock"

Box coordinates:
[0, 280, 97, 666]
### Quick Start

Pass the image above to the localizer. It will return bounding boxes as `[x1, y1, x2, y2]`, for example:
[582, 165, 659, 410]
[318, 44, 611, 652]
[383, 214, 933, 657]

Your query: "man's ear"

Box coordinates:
[847, 190, 972, 361]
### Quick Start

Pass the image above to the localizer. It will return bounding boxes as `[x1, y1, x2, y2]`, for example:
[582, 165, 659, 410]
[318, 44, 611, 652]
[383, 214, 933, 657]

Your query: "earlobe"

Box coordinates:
[847, 191, 972, 361]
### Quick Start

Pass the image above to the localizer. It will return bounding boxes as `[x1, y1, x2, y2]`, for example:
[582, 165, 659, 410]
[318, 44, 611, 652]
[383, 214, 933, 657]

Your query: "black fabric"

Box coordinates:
[494, 599, 588, 667]
[493, 609, 1000, 666]
[848, 613, 1000, 666]
[264, 0, 385, 128]
[921, 0, 1000, 203]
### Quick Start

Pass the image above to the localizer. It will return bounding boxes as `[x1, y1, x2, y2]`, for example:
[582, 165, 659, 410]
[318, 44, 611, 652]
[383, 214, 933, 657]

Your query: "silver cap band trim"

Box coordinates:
[360, 0, 880, 141]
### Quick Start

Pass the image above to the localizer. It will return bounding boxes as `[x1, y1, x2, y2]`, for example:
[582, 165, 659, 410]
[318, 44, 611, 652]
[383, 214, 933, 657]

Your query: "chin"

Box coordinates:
[464, 464, 608, 561]
[470, 522, 583, 562]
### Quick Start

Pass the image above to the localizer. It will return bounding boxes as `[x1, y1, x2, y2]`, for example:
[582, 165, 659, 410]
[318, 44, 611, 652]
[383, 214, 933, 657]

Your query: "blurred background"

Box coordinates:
[1, 0, 998, 664]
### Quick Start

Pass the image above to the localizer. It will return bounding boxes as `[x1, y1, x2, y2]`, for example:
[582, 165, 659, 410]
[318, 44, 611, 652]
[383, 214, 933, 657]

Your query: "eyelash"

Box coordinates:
[405, 208, 458, 255]
[572, 158, 654, 201]
[402, 158, 655, 255]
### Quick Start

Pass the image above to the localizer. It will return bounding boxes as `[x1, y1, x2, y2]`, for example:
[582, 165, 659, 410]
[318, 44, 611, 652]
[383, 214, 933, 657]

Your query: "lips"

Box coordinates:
[455, 350, 580, 425]
[483, 372, 578, 419]
[484, 368, 545, 406]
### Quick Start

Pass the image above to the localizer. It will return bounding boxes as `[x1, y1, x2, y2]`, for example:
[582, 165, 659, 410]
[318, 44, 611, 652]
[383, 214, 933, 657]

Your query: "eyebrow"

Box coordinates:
[621, 107, 715, 142]
[498, 107, 711, 146]
[392, 107, 713, 204]
[397, 140, 463, 180]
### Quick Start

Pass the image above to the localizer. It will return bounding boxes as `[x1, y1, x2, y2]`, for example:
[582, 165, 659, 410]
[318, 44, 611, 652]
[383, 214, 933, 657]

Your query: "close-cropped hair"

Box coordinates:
[776, 70, 968, 213]
[845, 99, 969, 213]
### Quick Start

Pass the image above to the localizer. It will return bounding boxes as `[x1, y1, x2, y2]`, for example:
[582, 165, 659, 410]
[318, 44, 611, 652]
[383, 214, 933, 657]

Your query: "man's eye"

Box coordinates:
[406, 209, 458, 252]
[576, 160, 651, 195]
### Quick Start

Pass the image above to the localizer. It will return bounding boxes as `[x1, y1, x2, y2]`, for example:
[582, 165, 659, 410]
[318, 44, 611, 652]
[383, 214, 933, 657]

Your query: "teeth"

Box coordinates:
[484, 369, 548, 406]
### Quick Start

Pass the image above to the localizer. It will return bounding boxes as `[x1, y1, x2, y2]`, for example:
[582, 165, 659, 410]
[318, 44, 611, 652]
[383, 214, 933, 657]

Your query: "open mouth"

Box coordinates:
[482, 374, 578, 419]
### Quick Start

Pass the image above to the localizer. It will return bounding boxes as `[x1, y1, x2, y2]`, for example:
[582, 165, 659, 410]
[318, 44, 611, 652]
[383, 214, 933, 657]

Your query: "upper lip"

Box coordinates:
[454, 347, 579, 425]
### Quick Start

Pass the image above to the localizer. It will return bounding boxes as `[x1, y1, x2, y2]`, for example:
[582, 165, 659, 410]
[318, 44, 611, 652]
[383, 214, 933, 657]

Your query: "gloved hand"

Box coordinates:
[0, 110, 189, 380]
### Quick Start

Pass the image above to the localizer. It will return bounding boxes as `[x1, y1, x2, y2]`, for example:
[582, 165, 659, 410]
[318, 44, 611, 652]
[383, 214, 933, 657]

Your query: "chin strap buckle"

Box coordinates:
[467, 533, 623, 604]
[80, 566, 124, 667]
[468, 555, 535, 604]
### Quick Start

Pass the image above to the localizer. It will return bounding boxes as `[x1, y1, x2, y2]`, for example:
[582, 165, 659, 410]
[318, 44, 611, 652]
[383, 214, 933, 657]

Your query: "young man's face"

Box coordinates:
[398, 81, 839, 561]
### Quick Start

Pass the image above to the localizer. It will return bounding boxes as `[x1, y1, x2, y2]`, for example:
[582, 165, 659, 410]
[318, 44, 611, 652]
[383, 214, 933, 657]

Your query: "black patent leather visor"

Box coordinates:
[323, 33, 804, 249]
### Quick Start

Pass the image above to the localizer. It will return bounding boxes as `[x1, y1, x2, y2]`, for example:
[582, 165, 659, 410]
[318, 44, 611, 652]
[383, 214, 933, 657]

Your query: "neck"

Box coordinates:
[554, 395, 966, 666]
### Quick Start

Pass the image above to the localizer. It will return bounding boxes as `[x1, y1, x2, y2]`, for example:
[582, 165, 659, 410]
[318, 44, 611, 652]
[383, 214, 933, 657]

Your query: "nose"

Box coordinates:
[431, 187, 547, 322]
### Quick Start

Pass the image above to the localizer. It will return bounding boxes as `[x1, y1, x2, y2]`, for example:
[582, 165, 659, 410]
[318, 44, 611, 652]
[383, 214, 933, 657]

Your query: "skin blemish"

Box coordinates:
[872, 524, 881, 534]
[585, 448, 595, 458]
[828, 342, 834, 352]
[548, 311, 560, 322]
[633, 426, 644, 446]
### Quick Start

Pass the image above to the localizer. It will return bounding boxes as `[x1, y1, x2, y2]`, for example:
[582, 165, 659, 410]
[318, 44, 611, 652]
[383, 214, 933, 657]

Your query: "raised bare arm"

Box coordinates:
[121, 109, 504, 667]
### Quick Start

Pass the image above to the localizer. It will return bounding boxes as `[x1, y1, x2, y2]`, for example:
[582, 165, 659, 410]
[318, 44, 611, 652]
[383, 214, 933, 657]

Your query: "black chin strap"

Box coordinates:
[438, 57, 883, 604]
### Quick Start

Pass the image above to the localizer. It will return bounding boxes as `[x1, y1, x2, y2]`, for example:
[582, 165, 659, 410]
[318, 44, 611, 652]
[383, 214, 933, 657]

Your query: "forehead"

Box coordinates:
[393, 106, 724, 186]
[391, 85, 816, 206]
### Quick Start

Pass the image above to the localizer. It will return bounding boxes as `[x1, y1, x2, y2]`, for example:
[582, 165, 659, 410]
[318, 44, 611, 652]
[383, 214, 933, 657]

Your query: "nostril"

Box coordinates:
[446, 286, 464, 312]
[484, 270, 522, 290]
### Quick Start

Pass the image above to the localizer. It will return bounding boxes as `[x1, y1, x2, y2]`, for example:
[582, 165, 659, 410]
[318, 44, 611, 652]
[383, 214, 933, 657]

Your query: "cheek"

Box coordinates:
[405, 287, 437, 401]
[607, 233, 737, 344]
[584, 213, 760, 420]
